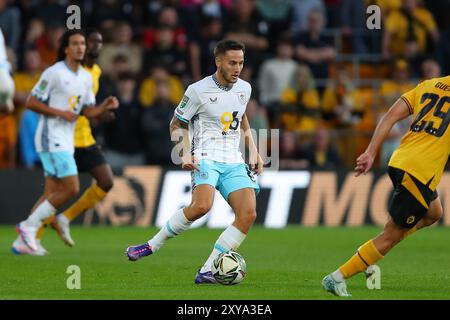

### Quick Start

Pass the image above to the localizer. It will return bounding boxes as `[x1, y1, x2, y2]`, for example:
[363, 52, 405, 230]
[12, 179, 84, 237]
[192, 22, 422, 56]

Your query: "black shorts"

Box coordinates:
[74, 144, 107, 173]
[387, 166, 438, 228]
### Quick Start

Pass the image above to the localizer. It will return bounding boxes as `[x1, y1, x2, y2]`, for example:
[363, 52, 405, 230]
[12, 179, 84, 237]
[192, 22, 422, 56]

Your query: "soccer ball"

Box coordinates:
[211, 250, 247, 285]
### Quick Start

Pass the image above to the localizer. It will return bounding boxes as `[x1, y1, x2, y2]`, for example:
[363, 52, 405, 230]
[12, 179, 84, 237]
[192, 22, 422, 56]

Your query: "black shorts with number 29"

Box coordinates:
[387, 166, 438, 228]
[74, 144, 107, 173]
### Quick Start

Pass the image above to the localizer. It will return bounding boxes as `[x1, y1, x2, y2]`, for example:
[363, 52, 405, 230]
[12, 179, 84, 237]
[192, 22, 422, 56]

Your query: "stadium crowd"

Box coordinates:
[0, 0, 449, 170]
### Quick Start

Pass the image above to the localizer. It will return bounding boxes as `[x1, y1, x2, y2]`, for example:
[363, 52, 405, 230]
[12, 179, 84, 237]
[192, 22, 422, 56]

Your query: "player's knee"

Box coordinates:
[66, 184, 80, 198]
[237, 208, 257, 225]
[190, 201, 212, 216]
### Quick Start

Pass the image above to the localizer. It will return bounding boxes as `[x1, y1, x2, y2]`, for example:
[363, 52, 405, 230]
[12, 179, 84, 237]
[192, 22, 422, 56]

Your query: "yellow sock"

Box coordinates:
[63, 184, 107, 222]
[36, 216, 55, 240]
[339, 240, 384, 279]
[404, 226, 417, 238]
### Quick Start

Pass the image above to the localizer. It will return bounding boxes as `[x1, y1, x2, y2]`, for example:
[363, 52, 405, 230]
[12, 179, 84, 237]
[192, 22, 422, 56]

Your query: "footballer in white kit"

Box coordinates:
[15, 30, 118, 255]
[174, 73, 259, 200]
[31, 60, 96, 177]
[126, 40, 264, 285]
[0, 28, 15, 113]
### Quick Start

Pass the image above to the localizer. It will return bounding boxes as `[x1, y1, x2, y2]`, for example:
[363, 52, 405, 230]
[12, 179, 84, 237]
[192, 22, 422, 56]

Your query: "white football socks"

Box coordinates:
[148, 208, 192, 251]
[24, 200, 56, 227]
[200, 224, 246, 273]
[331, 269, 345, 282]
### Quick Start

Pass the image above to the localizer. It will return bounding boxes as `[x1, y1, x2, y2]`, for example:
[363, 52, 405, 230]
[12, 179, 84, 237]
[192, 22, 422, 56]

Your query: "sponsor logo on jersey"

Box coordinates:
[209, 97, 218, 103]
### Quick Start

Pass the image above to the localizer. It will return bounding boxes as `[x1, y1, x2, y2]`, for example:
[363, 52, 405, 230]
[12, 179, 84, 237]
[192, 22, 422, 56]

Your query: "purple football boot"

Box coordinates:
[126, 243, 153, 261]
[194, 270, 217, 284]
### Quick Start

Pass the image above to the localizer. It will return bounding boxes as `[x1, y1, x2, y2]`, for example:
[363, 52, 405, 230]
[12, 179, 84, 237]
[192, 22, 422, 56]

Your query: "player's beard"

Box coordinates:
[220, 68, 236, 85]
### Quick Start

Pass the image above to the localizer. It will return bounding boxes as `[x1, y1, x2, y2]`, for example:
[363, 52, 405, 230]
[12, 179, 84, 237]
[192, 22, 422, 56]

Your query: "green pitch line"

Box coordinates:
[0, 226, 449, 300]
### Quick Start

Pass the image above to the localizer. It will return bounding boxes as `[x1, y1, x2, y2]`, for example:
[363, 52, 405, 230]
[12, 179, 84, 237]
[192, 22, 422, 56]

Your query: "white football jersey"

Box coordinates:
[0, 28, 9, 71]
[174, 75, 252, 163]
[32, 61, 96, 153]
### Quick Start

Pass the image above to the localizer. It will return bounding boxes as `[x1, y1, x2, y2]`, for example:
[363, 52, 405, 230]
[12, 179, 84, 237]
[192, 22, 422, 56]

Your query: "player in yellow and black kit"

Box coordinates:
[36, 29, 115, 247]
[322, 75, 450, 296]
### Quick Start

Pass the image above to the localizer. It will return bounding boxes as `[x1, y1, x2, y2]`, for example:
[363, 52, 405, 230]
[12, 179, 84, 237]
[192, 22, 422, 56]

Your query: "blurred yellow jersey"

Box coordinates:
[389, 76, 450, 191]
[74, 63, 102, 148]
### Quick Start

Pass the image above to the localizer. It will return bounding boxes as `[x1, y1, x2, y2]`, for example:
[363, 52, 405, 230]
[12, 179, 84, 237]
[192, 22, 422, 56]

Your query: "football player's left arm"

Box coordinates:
[82, 96, 119, 119]
[242, 113, 264, 175]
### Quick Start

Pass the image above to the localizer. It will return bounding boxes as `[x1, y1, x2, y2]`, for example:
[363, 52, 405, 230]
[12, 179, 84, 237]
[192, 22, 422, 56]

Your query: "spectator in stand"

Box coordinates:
[294, 9, 336, 85]
[22, 18, 45, 52]
[421, 58, 441, 80]
[382, 0, 439, 69]
[91, 0, 140, 30]
[0, 112, 16, 168]
[256, 0, 294, 50]
[143, 24, 187, 76]
[34, 0, 66, 28]
[141, 80, 176, 165]
[305, 126, 341, 169]
[225, 0, 269, 78]
[378, 59, 415, 166]
[99, 21, 142, 76]
[13, 48, 42, 119]
[246, 98, 269, 134]
[279, 130, 308, 169]
[290, 0, 325, 33]
[142, 6, 187, 52]
[0, 0, 21, 53]
[188, 16, 223, 81]
[280, 64, 321, 133]
[341, 0, 370, 54]
[104, 72, 145, 168]
[321, 65, 364, 127]
[139, 65, 184, 108]
[35, 24, 65, 68]
[378, 59, 415, 111]
[19, 109, 40, 168]
[258, 36, 298, 108]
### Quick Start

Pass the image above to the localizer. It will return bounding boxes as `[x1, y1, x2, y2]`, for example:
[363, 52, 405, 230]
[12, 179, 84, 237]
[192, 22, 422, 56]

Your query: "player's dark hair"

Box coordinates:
[214, 39, 245, 57]
[57, 29, 86, 61]
[85, 28, 100, 38]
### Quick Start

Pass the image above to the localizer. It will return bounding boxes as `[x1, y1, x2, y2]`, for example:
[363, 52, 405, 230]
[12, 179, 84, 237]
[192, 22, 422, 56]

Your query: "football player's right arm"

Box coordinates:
[170, 86, 201, 171]
[355, 97, 411, 176]
[25, 95, 78, 122]
[170, 115, 198, 171]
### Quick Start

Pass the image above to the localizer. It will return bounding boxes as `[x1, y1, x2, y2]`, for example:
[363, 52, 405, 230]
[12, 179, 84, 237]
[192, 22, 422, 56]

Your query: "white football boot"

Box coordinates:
[12, 236, 47, 256]
[51, 214, 75, 247]
[16, 222, 38, 251]
[322, 274, 352, 297]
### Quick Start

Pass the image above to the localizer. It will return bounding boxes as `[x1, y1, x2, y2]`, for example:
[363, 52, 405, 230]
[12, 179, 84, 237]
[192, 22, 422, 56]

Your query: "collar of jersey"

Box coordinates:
[63, 61, 80, 75]
[212, 74, 232, 91]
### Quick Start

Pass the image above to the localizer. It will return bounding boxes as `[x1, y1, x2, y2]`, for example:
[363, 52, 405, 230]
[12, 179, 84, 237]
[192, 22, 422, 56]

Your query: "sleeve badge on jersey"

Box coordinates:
[237, 92, 246, 105]
[38, 80, 48, 91]
[179, 95, 190, 109]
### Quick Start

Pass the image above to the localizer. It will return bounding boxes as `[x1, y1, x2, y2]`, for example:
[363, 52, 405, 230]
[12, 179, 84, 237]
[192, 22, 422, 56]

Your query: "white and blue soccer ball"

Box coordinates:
[211, 250, 247, 285]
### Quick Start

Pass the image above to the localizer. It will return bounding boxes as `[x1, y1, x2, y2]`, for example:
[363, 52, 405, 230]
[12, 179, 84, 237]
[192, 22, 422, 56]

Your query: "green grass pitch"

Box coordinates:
[1, 226, 449, 300]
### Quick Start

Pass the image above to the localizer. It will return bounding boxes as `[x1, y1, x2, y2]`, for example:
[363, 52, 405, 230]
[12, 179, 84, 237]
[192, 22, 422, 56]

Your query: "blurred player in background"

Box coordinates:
[322, 74, 450, 296]
[13, 29, 119, 255]
[0, 28, 15, 113]
[125, 40, 264, 284]
[33, 29, 115, 249]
